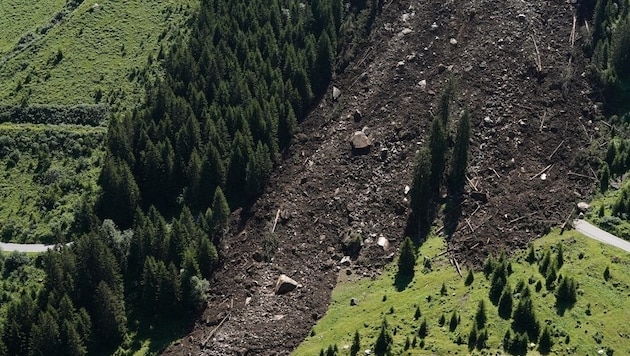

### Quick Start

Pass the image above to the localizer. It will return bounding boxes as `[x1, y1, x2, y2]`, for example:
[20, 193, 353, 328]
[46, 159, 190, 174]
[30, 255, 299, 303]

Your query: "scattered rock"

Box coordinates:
[350, 298, 358, 306]
[517, 13, 527, 21]
[350, 131, 372, 150]
[245, 297, 252, 305]
[340, 255, 352, 266]
[577, 202, 590, 212]
[353, 109, 363, 122]
[418, 79, 427, 91]
[274, 274, 299, 295]
[449, 38, 458, 45]
[404, 185, 410, 195]
[430, 22, 438, 31]
[377, 236, 390, 250]
[483, 116, 493, 126]
[252, 251, 263, 262]
[332, 86, 341, 101]
[400, 28, 413, 36]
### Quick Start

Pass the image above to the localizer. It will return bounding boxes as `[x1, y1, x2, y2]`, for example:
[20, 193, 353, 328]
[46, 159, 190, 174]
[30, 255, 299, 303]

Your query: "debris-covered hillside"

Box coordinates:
[165, 0, 603, 354]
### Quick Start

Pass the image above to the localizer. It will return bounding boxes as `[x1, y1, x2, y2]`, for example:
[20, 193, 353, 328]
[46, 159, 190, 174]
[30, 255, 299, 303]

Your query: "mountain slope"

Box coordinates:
[163, 0, 603, 354]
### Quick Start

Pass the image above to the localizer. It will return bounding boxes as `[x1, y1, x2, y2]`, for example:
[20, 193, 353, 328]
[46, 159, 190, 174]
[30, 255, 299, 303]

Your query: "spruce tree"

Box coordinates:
[212, 186, 230, 234]
[449, 310, 458, 331]
[448, 109, 470, 196]
[350, 330, 360, 355]
[600, 162, 610, 193]
[374, 318, 392, 355]
[418, 318, 428, 338]
[428, 118, 447, 196]
[410, 148, 432, 235]
[498, 283, 513, 319]
[538, 325, 553, 354]
[397, 237, 416, 277]
[465, 269, 474, 286]
[475, 300, 487, 329]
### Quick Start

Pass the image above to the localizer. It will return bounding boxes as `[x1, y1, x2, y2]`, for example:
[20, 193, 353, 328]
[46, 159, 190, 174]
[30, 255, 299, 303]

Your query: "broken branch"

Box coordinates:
[529, 164, 553, 180]
[548, 140, 564, 161]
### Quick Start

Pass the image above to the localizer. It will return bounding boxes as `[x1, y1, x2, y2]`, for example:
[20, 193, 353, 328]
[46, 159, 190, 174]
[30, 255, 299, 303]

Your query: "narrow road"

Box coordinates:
[573, 219, 630, 253]
[0, 242, 58, 253]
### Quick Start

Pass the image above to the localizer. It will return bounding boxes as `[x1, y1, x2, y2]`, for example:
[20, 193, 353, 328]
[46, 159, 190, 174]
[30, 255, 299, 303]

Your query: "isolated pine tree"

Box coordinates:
[414, 306, 422, 320]
[374, 319, 392, 355]
[397, 237, 416, 277]
[538, 325, 553, 354]
[475, 300, 487, 329]
[350, 330, 360, 355]
[465, 269, 474, 286]
[449, 310, 458, 331]
[418, 318, 428, 338]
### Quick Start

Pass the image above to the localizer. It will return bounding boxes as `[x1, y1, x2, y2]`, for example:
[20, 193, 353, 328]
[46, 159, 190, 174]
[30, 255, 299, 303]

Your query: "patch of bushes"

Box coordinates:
[0, 104, 109, 126]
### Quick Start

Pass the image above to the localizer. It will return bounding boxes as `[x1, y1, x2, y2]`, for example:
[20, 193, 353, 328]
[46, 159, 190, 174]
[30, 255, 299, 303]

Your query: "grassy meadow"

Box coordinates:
[0, 0, 197, 111]
[295, 229, 630, 355]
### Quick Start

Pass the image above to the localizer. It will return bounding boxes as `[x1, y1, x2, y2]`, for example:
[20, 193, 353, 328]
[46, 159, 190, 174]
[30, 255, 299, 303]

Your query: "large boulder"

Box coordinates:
[350, 131, 371, 150]
[274, 274, 299, 295]
[577, 202, 590, 212]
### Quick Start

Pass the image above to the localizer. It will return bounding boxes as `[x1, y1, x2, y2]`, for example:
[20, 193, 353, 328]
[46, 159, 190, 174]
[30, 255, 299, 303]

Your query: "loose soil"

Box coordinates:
[164, 0, 604, 354]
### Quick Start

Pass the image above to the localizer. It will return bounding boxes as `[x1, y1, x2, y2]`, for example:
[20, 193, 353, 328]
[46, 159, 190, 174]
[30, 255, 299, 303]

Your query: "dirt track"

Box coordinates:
[164, 0, 604, 354]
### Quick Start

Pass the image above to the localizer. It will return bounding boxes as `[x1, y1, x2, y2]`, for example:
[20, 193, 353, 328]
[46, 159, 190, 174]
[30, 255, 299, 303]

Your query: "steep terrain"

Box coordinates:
[165, 0, 603, 354]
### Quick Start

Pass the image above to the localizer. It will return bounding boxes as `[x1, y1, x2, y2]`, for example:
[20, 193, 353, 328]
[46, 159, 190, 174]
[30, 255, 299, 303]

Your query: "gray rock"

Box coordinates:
[332, 86, 341, 101]
[340, 255, 352, 266]
[577, 202, 590, 212]
[353, 109, 363, 122]
[350, 298, 358, 306]
[274, 274, 299, 295]
[377, 236, 389, 250]
[350, 131, 371, 149]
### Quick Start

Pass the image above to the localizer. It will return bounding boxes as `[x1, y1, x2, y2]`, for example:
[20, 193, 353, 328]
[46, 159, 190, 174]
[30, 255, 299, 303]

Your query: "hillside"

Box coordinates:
[0, 0, 195, 244]
[0, 0, 195, 111]
[296, 230, 630, 355]
[163, 0, 605, 354]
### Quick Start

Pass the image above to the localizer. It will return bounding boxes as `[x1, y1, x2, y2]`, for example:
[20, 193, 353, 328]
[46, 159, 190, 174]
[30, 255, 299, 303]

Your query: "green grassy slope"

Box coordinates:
[295, 230, 630, 355]
[0, 0, 196, 111]
[0, 0, 66, 54]
[0, 123, 105, 243]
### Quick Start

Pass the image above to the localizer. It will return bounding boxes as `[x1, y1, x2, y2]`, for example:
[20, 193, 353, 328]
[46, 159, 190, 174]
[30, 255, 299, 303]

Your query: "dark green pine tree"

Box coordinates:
[410, 148, 432, 237]
[437, 79, 455, 127]
[312, 31, 334, 96]
[538, 325, 553, 354]
[29, 310, 61, 356]
[465, 269, 475, 286]
[475, 300, 487, 329]
[93, 281, 127, 347]
[374, 318, 392, 355]
[449, 310, 458, 331]
[600, 162, 610, 193]
[397, 237, 416, 277]
[350, 330, 360, 356]
[498, 283, 513, 319]
[428, 118, 447, 197]
[212, 186, 230, 237]
[448, 109, 470, 196]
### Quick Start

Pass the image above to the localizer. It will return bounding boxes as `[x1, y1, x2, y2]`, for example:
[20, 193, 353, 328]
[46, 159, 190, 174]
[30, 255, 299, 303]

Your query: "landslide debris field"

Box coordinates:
[166, 0, 603, 354]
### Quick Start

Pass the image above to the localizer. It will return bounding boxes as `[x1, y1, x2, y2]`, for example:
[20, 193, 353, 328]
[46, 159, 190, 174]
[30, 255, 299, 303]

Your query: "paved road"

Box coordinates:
[573, 219, 630, 253]
[0, 242, 59, 253]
